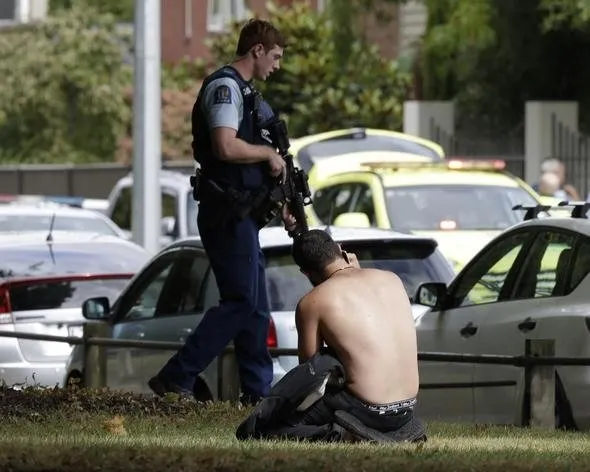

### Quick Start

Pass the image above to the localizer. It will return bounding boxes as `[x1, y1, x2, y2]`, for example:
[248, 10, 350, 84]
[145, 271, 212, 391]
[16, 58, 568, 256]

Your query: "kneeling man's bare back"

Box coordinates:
[293, 231, 419, 407]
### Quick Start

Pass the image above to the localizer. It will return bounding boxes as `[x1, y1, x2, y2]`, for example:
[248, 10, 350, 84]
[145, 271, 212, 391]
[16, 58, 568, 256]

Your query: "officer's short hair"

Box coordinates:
[236, 19, 286, 56]
[292, 230, 343, 273]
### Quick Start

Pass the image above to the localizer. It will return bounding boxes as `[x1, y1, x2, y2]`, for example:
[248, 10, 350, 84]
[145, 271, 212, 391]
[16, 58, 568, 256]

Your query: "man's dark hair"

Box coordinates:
[292, 230, 343, 273]
[236, 19, 286, 56]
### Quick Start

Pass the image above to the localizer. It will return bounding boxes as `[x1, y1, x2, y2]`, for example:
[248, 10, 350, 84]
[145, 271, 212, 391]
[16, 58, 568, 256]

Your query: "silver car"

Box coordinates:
[64, 226, 454, 400]
[0, 231, 150, 388]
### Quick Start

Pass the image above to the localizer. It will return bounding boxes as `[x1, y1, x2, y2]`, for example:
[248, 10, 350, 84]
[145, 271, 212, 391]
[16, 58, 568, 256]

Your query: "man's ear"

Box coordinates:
[252, 43, 264, 58]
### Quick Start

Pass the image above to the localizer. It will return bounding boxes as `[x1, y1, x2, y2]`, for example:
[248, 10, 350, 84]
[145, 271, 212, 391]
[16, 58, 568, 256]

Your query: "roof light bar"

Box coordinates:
[360, 158, 506, 172]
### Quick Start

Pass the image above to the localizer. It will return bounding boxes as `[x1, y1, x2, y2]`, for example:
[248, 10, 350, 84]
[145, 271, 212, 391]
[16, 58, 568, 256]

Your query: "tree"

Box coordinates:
[207, 1, 412, 137]
[0, 5, 133, 163]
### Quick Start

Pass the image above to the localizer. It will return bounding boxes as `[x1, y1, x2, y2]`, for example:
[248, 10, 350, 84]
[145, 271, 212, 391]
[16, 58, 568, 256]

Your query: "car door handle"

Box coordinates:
[460, 322, 478, 338]
[518, 317, 537, 333]
[133, 331, 145, 339]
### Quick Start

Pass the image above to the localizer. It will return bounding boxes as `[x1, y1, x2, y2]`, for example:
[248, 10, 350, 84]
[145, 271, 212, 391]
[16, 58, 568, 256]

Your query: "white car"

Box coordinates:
[64, 226, 455, 400]
[106, 170, 197, 245]
[0, 231, 150, 388]
[413, 203, 590, 430]
[0, 202, 127, 238]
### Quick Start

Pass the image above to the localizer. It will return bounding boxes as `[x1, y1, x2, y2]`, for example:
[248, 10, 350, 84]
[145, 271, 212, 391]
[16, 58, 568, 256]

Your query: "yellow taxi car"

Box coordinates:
[307, 159, 545, 271]
[289, 127, 446, 175]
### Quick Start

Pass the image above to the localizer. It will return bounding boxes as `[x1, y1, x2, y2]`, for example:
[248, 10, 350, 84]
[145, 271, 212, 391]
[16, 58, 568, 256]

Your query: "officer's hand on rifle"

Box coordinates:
[267, 148, 286, 179]
[281, 203, 298, 233]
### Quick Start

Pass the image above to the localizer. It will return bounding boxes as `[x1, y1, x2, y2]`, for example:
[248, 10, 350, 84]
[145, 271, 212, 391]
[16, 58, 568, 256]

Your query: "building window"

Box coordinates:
[0, 0, 18, 23]
[207, 0, 247, 33]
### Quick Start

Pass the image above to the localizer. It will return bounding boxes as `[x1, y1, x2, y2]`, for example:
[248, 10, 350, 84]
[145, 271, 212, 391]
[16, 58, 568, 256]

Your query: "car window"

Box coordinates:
[0, 242, 149, 278]
[169, 252, 210, 314]
[110, 185, 177, 231]
[119, 257, 176, 321]
[570, 238, 590, 291]
[0, 215, 117, 236]
[514, 231, 577, 299]
[451, 232, 531, 307]
[9, 277, 131, 312]
[186, 191, 199, 236]
[385, 185, 539, 231]
[297, 134, 441, 172]
[351, 184, 376, 226]
[313, 184, 360, 224]
[264, 240, 454, 311]
[110, 187, 131, 230]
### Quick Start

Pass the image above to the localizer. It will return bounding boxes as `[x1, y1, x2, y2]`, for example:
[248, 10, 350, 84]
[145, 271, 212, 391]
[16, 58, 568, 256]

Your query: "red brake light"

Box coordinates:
[0, 286, 13, 323]
[267, 317, 278, 348]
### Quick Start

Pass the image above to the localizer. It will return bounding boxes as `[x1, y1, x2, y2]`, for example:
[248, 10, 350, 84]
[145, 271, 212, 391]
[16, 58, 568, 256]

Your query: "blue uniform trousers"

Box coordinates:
[157, 204, 274, 401]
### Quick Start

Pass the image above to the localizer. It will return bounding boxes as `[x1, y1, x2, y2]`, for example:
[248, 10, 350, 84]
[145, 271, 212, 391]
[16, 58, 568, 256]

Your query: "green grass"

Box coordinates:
[1, 386, 590, 471]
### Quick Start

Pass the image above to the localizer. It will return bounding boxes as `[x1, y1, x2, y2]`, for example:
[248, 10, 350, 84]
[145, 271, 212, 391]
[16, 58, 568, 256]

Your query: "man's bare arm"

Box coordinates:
[295, 297, 322, 364]
[212, 127, 273, 164]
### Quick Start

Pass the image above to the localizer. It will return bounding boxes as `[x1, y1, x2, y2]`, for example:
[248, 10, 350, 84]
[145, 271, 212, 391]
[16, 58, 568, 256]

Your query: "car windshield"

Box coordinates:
[297, 134, 441, 172]
[263, 240, 454, 311]
[384, 185, 539, 231]
[0, 214, 118, 236]
[0, 242, 149, 278]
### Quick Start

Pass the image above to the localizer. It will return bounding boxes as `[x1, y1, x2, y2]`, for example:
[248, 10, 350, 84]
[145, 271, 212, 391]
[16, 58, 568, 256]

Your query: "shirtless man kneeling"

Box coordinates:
[236, 226, 426, 443]
[288, 229, 425, 441]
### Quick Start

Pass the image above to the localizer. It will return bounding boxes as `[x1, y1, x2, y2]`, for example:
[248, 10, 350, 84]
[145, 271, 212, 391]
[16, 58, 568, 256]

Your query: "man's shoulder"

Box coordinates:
[201, 76, 243, 107]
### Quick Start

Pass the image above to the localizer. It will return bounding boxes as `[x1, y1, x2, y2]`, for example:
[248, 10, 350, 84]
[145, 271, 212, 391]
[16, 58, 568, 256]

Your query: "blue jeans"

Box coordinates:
[158, 205, 273, 401]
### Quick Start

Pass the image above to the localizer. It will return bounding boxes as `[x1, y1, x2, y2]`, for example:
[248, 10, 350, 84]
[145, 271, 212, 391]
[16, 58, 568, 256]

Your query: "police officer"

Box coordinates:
[148, 19, 288, 404]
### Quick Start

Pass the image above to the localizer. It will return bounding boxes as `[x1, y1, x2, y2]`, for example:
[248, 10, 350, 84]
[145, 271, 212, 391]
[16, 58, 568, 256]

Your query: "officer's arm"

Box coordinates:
[295, 296, 322, 364]
[203, 78, 274, 164]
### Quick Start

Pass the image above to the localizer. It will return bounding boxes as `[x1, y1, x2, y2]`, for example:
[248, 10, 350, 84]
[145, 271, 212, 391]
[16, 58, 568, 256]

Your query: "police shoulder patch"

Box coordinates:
[213, 85, 232, 104]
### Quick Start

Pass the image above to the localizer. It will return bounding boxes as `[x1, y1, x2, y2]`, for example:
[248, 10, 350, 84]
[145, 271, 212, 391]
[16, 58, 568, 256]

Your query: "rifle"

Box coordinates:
[254, 118, 313, 236]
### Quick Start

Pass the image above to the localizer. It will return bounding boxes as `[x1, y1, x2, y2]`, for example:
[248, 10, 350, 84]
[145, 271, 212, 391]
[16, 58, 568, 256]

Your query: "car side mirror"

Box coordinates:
[333, 212, 371, 228]
[82, 297, 111, 320]
[160, 216, 176, 237]
[414, 282, 447, 310]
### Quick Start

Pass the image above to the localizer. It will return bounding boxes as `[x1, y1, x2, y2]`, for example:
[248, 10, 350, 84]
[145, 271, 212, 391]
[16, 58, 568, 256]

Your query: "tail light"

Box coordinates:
[267, 317, 277, 348]
[0, 285, 13, 324]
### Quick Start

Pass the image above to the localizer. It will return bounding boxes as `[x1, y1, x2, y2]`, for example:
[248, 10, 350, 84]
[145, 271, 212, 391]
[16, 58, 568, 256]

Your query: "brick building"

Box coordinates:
[161, 0, 427, 65]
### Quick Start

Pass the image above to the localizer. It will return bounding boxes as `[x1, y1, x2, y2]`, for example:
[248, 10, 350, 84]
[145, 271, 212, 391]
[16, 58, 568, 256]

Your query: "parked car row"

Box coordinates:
[2, 126, 589, 432]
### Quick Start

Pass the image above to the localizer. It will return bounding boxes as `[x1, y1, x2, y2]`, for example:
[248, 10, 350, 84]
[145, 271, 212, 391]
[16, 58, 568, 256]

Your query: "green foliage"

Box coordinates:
[207, 1, 412, 137]
[0, 5, 133, 163]
[540, 0, 590, 31]
[49, 0, 135, 23]
[417, 0, 590, 133]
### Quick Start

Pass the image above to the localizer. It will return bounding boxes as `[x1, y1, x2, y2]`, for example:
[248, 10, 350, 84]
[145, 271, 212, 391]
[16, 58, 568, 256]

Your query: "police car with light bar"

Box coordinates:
[305, 158, 544, 271]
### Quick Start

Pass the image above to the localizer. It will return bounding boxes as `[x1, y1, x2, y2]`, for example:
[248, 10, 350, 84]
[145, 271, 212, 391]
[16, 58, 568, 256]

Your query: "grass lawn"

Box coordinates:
[1, 386, 589, 471]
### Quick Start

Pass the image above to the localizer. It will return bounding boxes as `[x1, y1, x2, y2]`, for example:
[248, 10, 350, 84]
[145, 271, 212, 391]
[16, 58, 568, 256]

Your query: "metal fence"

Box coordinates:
[0, 161, 195, 199]
[0, 327, 584, 429]
[428, 118, 526, 179]
[551, 113, 590, 199]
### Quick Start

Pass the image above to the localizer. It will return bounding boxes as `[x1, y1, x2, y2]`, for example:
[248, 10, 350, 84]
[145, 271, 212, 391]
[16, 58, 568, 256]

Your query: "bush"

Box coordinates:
[207, 1, 412, 138]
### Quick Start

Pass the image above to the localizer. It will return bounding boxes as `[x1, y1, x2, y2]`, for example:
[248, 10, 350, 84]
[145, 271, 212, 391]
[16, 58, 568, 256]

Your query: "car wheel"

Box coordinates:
[555, 374, 577, 431]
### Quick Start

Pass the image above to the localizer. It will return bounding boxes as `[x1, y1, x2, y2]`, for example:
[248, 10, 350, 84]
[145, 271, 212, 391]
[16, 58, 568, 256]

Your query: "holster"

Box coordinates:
[191, 169, 263, 229]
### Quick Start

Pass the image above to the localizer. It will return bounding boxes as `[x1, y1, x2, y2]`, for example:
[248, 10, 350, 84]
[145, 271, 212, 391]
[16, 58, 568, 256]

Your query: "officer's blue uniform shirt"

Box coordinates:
[193, 66, 277, 192]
